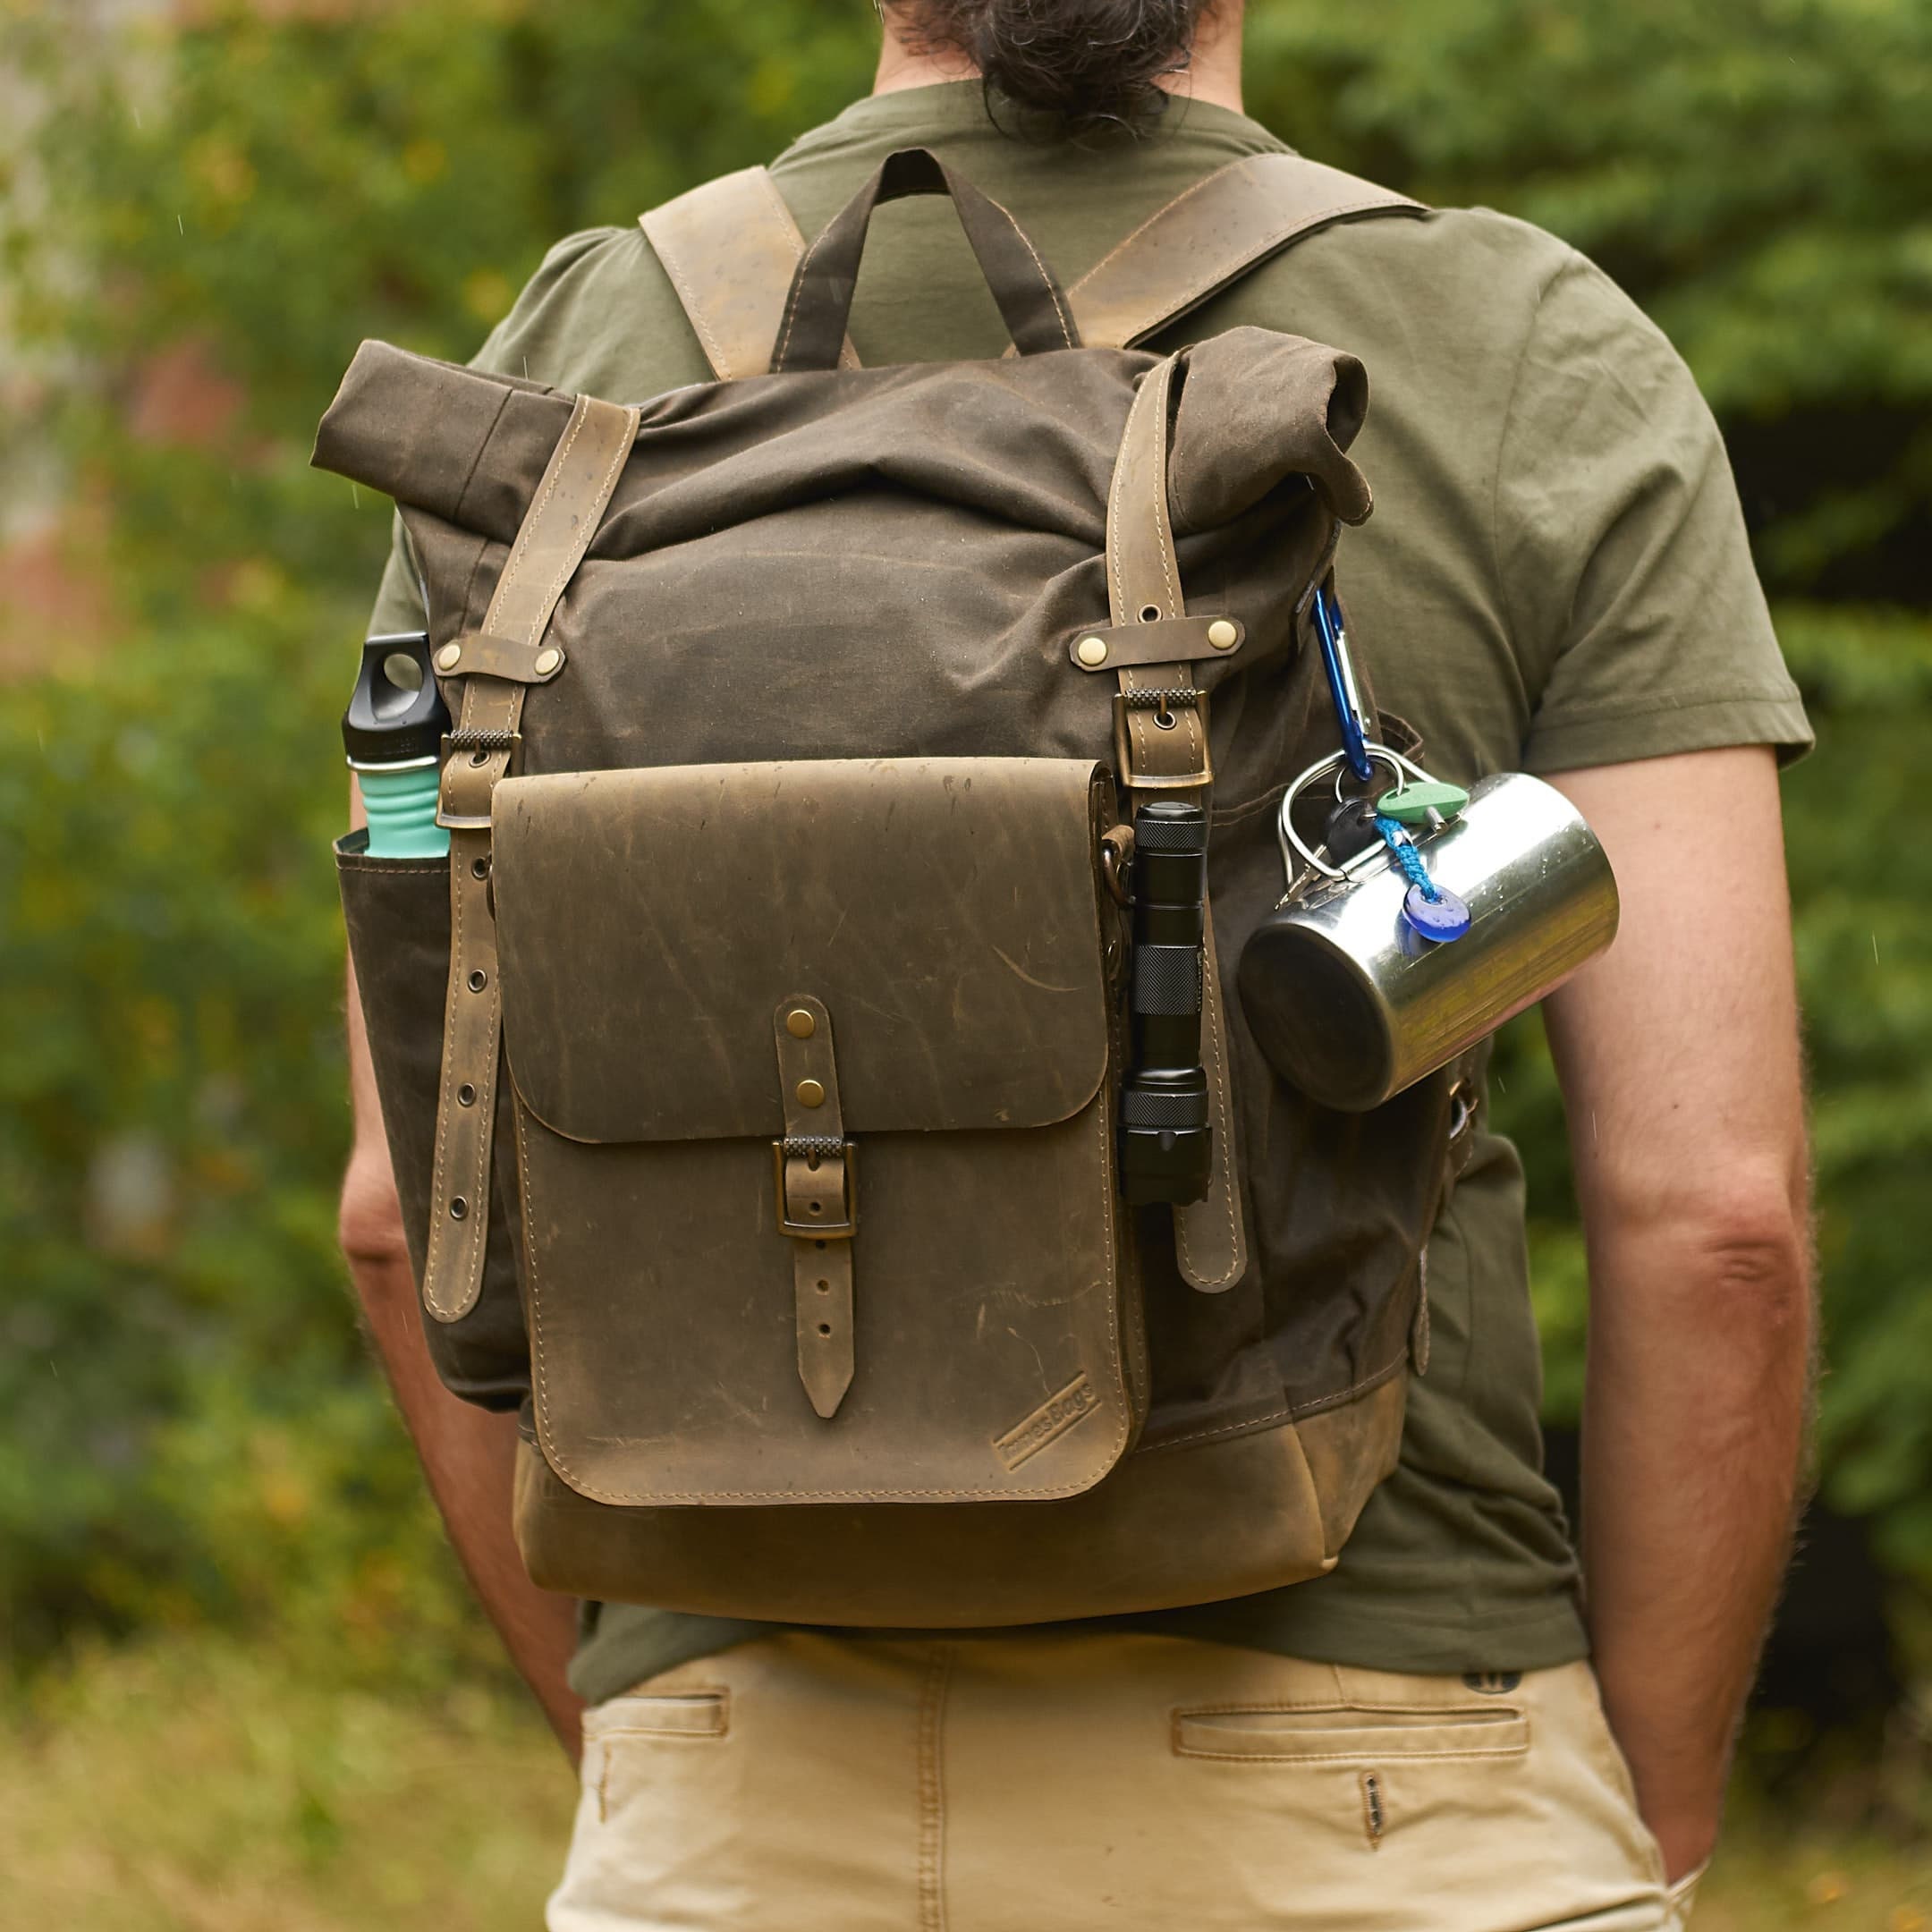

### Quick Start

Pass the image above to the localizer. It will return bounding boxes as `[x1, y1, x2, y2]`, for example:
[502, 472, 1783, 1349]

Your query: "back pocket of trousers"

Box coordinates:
[1174, 1703, 1530, 1763]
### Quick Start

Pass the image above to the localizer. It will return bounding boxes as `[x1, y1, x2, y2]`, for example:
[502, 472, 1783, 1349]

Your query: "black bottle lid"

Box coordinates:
[342, 631, 452, 767]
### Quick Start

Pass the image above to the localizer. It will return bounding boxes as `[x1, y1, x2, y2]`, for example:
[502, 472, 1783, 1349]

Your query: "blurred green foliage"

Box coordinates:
[1, 0, 1927, 1674]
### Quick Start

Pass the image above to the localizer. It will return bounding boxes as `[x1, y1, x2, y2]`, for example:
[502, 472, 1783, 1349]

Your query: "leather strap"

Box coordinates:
[640, 167, 859, 381]
[1102, 355, 1249, 1293]
[773, 996, 856, 1419]
[419, 391, 640, 1324]
[1065, 153, 1426, 351]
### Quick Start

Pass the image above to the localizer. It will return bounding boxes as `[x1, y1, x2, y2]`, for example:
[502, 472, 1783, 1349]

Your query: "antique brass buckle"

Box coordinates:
[1112, 691, 1213, 792]
[772, 1139, 858, 1240]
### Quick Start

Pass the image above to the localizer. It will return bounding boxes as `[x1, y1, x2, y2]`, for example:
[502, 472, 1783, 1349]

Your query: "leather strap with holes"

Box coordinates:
[1102, 354, 1250, 1295]
[773, 997, 855, 1419]
[419, 391, 640, 1324]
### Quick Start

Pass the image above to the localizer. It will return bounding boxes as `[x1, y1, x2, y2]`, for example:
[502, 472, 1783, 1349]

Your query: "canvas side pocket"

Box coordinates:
[336, 835, 530, 1407]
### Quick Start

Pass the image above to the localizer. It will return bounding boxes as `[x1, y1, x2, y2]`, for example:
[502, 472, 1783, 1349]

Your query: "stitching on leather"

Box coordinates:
[487, 398, 584, 638]
[1174, 928, 1241, 1287]
[423, 843, 470, 1321]
[1069, 161, 1245, 299]
[775, 197, 839, 372]
[987, 190, 1074, 350]
[525, 402, 636, 646]
[916, 1647, 953, 1932]
[1105, 373, 1144, 625]
[1142, 1402, 1292, 1453]
[649, 217, 736, 380]
[522, 1097, 1130, 1504]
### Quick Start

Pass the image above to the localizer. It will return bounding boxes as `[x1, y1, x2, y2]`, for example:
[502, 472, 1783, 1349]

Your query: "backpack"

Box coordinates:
[319, 147, 1479, 1625]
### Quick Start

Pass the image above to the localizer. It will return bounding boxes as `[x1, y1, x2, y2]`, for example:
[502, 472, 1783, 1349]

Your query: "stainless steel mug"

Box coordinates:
[1238, 754, 1620, 1111]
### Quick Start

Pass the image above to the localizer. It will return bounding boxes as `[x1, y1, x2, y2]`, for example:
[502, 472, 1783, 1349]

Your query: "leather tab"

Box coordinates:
[419, 391, 639, 1325]
[773, 996, 855, 1418]
[1066, 615, 1243, 672]
[640, 166, 858, 381]
[1174, 912, 1250, 1293]
[433, 630, 567, 685]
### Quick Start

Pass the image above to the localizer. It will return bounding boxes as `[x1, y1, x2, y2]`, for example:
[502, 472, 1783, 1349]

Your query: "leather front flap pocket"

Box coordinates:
[492, 757, 1138, 1509]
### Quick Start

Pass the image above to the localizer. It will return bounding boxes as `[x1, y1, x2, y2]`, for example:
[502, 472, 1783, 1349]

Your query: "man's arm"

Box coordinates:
[341, 786, 584, 1761]
[1545, 744, 1813, 1883]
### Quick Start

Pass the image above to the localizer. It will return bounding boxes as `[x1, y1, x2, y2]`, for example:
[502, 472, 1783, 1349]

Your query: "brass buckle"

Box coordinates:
[772, 1140, 858, 1241]
[436, 731, 523, 831]
[1112, 691, 1213, 792]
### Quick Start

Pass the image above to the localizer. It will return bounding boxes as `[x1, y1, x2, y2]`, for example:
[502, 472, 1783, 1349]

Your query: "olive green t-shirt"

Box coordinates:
[368, 84, 1810, 1701]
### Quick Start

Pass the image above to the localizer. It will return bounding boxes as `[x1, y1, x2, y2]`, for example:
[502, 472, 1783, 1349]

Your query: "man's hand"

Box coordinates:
[343, 787, 585, 1760]
[1546, 745, 1813, 1883]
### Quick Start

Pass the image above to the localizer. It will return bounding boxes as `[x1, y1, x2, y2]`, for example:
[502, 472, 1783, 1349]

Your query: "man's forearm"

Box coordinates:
[1580, 1211, 1812, 1881]
[347, 1224, 585, 1760]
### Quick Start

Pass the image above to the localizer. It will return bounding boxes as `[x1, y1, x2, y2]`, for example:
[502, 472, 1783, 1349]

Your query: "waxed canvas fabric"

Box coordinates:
[360, 87, 1811, 1693]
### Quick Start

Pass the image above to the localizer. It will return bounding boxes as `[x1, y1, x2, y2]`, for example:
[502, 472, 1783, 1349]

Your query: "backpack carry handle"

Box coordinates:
[771, 148, 1080, 373]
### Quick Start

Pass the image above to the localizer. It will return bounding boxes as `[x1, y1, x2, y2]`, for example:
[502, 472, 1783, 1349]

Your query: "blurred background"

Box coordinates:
[1, 0, 1928, 1924]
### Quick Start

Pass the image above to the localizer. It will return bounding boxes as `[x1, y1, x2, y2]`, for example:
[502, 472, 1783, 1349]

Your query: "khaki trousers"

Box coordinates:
[549, 1632, 1701, 1932]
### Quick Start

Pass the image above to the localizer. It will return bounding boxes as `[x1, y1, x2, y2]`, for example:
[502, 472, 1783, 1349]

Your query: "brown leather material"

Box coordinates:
[493, 761, 1114, 1144]
[1066, 614, 1244, 672]
[774, 995, 855, 1418]
[1293, 1366, 1409, 1557]
[1063, 153, 1427, 352]
[1175, 912, 1249, 1294]
[419, 392, 639, 1324]
[496, 756, 1141, 1507]
[773, 148, 1078, 374]
[640, 166, 859, 381]
[432, 630, 567, 685]
[512, 1410, 1335, 1624]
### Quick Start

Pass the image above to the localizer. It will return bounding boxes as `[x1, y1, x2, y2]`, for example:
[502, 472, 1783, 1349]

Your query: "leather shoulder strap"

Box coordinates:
[640, 166, 858, 380]
[421, 393, 640, 1324]
[1066, 153, 1426, 351]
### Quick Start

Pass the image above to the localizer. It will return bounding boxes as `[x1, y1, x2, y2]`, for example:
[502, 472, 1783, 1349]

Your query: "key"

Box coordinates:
[1377, 780, 1470, 829]
[1322, 796, 1382, 866]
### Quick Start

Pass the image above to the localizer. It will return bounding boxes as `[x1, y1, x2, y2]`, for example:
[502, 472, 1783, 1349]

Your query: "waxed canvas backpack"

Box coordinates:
[321, 148, 1476, 1623]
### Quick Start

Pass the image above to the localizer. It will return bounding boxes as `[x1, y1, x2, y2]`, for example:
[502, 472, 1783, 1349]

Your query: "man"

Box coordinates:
[343, 3, 1814, 1924]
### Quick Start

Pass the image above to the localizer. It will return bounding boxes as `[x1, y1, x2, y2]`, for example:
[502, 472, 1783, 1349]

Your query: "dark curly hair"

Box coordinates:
[886, 1, 1216, 140]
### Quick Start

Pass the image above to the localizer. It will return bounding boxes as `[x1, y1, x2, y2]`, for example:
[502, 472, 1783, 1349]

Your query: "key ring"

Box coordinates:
[1277, 742, 1431, 883]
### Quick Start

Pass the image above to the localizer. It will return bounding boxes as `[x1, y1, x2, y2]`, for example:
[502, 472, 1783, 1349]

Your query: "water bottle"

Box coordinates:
[343, 631, 453, 859]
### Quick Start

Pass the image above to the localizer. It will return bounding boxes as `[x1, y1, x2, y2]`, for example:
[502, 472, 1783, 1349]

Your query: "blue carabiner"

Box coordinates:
[1313, 583, 1374, 784]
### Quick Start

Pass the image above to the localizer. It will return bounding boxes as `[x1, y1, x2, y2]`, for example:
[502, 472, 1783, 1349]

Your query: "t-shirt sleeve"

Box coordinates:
[1499, 250, 1812, 772]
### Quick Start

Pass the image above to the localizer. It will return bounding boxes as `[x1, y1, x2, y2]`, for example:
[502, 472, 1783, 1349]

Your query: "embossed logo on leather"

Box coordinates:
[996, 1374, 1100, 1470]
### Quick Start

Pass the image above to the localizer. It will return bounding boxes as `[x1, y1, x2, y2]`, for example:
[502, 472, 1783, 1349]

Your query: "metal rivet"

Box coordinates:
[434, 644, 462, 674]
[471, 855, 490, 880]
[448, 1196, 469, 1221]
[797, 1079, 826, 1108]
[533, 646, 563, 677]
[1075, 636, 1108, 667]
[1140, 605, 1162, 624]
[785, 1008, 817, 1039]
[457, 1083, 477, 1107]
[468, 969, 487, 992]
[1208, 619, 1239, 650]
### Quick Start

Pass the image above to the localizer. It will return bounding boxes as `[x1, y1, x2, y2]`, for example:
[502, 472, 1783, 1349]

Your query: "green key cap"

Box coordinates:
[1377, 780, 1470, 826]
